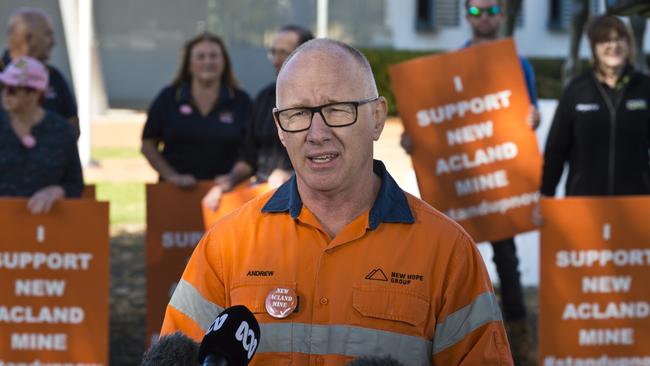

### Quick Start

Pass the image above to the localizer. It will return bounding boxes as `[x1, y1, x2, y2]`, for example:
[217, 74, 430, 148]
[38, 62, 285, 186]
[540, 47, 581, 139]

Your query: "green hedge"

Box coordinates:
[361, 47, 597, 115]
[361, 48, 433, 116]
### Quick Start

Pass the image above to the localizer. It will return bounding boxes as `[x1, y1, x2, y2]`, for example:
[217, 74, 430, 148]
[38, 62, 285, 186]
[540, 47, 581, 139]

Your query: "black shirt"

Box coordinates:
[239, 82, 292, 180]
[1, 51, 78, 120]
[142, 82, 251, 180]
[0, 109, 83, 197]
[542, 68, 650, 196]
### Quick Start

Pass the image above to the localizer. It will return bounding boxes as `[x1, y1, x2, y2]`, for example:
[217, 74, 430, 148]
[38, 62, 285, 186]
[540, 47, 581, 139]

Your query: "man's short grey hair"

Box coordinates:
[282, 38, 378, 95]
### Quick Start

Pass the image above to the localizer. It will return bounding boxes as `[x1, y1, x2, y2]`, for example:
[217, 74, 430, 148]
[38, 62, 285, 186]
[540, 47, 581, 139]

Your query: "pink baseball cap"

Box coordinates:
[0, 56, 49, 92]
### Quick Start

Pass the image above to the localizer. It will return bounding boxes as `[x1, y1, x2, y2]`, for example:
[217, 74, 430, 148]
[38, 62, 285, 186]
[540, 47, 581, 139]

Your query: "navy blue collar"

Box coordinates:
[176, 81, 233, 106]
[262, 160, 415, 230]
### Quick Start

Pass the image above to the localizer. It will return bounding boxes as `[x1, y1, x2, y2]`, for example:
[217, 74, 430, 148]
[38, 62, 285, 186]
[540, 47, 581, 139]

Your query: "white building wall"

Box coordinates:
[389, 0, 650, 58]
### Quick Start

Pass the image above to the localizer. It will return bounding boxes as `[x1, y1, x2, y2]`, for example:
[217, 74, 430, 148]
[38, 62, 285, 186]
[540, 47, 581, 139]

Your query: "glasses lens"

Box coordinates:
[279, 108, 311, 131]
[468, 6, 481, 17]
[487, 5, 501, 15]
[322, 103, 356, 126]
[268, 48, 289, 59]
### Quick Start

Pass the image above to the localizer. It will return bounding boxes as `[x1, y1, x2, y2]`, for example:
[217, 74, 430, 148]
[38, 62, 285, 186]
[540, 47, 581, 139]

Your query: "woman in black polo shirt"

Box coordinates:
[0, 56, 83, 213]
[141, 33, 251, 188]
[542, 15, 650, 197]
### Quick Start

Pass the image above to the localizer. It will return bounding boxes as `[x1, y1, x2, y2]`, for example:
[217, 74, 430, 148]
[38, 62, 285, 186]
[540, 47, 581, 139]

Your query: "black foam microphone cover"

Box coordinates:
[198, 305, 261, 366]
[141, 332, 199, 366]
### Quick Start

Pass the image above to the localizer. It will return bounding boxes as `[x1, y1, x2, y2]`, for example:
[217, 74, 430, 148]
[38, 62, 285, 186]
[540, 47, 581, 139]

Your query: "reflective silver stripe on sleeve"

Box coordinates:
[169, 279, 224, 331]
[257, 322, 432, 366]
[432, 291, 502, 354]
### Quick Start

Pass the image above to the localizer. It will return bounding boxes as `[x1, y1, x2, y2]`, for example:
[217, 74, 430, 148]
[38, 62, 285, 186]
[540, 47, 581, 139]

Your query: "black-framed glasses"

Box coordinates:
[467, 5, 502, 17]
[267, 47, 291, 60]
[274, 97, 379, 133]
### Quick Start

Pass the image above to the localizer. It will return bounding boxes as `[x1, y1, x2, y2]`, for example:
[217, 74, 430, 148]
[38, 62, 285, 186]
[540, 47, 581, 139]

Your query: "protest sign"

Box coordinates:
[540, 196, 650, 365]
[0, 199, 109, 364]
[202, 182, 271, 230]
[145, 182, 212, 347]
[389, 38, 541, 242]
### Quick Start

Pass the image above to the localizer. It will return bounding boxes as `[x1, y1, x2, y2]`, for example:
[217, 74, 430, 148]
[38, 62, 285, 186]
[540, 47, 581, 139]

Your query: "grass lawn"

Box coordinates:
[92, 147, 141, 160]
[95, 181, 146, 227]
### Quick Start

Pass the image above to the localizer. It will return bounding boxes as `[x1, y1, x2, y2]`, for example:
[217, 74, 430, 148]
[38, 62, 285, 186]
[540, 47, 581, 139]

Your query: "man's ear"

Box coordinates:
[372, 96, 388, 141]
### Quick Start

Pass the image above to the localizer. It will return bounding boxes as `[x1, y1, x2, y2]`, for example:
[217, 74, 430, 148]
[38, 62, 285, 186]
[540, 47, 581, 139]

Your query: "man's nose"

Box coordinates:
[306, 111, 332, 142]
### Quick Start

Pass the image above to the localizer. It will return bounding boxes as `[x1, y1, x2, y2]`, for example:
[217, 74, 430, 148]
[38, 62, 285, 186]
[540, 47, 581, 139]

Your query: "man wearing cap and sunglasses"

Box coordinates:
[0, 56, 83, 214]
[401, 0, 539, 364]
[162, 38, 513, 365]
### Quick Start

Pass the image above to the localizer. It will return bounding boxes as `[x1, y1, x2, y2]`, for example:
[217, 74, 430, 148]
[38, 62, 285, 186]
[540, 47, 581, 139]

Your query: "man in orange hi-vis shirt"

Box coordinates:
[161, 38, 513, 365]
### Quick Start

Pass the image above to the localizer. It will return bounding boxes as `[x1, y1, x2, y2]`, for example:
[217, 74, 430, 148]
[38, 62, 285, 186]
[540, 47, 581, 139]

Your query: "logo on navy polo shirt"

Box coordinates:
[575, 103, 600, 112]
[626, 99, 648, 111]
[220, 111, 234, 123]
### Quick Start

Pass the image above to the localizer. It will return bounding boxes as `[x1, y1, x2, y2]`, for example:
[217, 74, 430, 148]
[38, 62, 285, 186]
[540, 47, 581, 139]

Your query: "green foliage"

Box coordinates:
[360, 48, 433, 116]
[95, 182, 145, 226]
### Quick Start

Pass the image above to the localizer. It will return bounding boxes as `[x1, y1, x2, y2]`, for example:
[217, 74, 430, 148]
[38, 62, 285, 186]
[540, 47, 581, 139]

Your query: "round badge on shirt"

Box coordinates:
[265, 287, 298, 319]
[21, 134, 37, 149]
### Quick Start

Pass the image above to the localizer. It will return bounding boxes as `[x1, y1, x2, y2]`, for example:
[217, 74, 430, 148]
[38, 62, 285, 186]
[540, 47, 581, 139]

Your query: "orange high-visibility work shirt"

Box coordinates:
[161, 160, 512, 365]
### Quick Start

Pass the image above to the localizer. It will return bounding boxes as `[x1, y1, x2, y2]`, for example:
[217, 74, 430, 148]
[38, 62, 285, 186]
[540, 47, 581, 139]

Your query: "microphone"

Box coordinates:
[141, 332, 199, 366]
[198, 305, 261, 366]
[347, 356, 405, 366]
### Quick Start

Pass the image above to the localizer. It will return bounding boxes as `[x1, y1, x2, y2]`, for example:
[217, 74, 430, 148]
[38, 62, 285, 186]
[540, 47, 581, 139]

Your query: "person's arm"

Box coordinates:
[27, 185, 65, 214]
[400, 131, 413, 155]
[541, 88, 574, 197]
[141, 139, 196, 188]
[60, 131, 84, 198]
[141, 89, 196, 188]
[432, 232, 513, 365]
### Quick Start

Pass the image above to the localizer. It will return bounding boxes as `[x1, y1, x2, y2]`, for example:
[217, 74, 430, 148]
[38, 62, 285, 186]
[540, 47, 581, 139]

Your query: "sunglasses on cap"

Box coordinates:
[467, 5, 502, 17]
[1, 85, 37, 96]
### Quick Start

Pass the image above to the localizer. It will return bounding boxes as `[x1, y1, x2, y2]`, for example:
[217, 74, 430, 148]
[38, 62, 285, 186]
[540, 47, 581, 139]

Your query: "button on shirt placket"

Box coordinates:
[310, 248, 330, 358]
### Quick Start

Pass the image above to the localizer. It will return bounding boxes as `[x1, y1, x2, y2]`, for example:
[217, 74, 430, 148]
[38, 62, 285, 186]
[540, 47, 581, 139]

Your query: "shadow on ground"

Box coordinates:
[110, 229, 145, 365]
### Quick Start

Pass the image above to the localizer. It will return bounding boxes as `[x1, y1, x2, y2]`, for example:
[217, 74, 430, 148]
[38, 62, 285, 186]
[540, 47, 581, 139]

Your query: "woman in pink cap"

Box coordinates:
[0, 56, 83, 214]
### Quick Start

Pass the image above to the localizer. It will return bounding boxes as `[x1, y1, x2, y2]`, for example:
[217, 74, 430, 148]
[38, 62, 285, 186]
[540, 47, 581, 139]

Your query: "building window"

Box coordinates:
[416, 0, 460, 31]
[549, 0, 601, 31]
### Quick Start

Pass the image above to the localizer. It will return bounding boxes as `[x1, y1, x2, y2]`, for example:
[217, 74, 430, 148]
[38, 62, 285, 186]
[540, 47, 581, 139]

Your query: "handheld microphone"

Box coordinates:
[141, 332, 199, 366]
[198, 305, 261, 366]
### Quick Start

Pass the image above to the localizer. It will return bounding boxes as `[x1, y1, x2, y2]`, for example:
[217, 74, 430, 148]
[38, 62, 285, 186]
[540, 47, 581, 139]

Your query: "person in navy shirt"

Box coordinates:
[141, 33, 251, 188]
[0, 56, 83, 214]
[203, 25, 314, 211]
[1, 8, 78, 138]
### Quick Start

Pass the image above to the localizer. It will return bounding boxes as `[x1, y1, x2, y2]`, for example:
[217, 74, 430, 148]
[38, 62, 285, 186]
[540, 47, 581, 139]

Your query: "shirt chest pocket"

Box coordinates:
[352, 286, 431, 335]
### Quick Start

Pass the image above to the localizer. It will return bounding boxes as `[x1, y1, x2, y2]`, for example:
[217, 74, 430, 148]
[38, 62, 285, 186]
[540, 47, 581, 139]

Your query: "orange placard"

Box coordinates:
[389, 38, 541, 242]
[540, 196, 650, 364]
[202, 182, 271, 230]
[145, 182, 213, 348]
[0, 198, 109, 364]
[82, 184, 96, 200]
